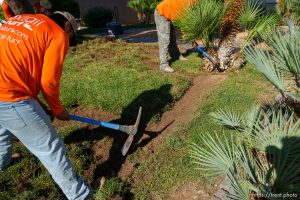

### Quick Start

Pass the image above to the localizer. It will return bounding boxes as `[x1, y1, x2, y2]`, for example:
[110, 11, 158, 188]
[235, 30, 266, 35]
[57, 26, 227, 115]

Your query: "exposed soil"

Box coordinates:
[166, 182, 213, 200]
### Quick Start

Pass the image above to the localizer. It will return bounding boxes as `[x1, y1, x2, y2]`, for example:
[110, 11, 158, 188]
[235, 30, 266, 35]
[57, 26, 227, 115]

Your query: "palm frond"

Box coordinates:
[243, 13, 280, 47]
[210, 109, 244, 130]
[238, 144, 271, 187]
[250, 108, 300, 152]
[239, 138, 300, 193]
[189, 133, 238, 179]
[242, 105, 261, 135]
[225, 169, 252, 200]
[174, 0, 227, 47]
[267, 30, 300, 76]
[245, 45, 287, 94]
[238, 0, 263, 30]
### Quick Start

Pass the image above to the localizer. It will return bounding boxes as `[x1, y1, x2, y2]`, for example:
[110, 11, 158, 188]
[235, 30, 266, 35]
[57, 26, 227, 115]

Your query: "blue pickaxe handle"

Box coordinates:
[195, 46, 218, 66]
[69, 115, 120, 131]
[196, 46, 210, 58]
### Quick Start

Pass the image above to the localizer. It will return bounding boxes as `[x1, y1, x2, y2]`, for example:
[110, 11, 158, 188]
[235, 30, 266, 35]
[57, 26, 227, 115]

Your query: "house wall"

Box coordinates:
[74, 0, 140, 25]
[74, 0, 278, 25]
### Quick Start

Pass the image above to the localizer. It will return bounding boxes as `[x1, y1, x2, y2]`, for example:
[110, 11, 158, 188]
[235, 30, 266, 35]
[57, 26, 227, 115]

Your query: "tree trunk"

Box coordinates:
[5, 0, 34, 15]
[137, 12, 146, 24]
[220, 0, 244, 41]
[218, 0, 245, 70]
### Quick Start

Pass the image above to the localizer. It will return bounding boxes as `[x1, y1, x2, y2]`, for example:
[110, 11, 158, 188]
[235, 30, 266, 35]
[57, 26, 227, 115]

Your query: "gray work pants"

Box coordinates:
[154, 9, 181, 68]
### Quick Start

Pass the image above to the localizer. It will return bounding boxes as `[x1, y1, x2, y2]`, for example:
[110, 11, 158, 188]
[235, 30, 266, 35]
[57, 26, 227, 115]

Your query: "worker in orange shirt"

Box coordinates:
[154, 0, 196, 73]
[0, 11, 91, 199]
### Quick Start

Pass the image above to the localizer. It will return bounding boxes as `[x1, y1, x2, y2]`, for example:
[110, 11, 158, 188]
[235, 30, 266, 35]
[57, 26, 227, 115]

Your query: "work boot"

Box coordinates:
[179, 55, 188, 61]
[160, 64, 175, 73]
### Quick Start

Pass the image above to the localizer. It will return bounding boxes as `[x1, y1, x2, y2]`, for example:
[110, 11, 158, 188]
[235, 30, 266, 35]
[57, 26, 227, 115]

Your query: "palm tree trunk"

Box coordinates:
[137, 12, 147, 24]
[220, 0, 244, 40]
[218, 0, 245, 70]
[278, 0, 286, 14]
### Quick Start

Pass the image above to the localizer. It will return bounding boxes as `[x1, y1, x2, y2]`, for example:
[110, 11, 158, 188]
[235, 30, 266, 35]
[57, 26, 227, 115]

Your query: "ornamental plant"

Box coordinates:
[128, 0, 160, 24]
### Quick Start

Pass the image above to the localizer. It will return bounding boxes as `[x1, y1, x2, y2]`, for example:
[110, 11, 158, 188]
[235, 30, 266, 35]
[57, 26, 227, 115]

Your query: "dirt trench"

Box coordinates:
[118, 74, 227, 179]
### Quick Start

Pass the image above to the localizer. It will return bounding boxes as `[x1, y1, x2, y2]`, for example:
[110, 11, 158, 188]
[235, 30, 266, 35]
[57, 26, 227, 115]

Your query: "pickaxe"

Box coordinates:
[46, 106, 142, 156]
[193, 41, 220, 71]
[68, 106, 142, 156]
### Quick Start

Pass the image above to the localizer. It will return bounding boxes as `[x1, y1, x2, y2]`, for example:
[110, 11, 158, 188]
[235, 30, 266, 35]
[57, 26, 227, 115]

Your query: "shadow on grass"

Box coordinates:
[265, 136, 300, 194]
[63, 84, 174, 196]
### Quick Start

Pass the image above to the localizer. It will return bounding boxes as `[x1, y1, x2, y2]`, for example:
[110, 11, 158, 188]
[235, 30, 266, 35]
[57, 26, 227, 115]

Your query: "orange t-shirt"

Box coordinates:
[0, 14, 69, 116]
[157, 0, 196, 21]
[2, 1, 15, 20]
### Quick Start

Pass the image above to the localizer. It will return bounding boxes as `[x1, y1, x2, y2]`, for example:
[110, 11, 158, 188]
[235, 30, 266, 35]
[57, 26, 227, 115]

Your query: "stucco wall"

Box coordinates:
[74, 0, 139, 24]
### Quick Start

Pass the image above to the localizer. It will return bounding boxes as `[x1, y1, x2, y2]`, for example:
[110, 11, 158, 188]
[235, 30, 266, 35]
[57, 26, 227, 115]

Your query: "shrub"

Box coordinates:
[127, 0, 160, 24]
[277, 0, 300, 21]
[287, 0, 300, 21]
[49, 0, 80, 18]
[83, 7, 113, 28]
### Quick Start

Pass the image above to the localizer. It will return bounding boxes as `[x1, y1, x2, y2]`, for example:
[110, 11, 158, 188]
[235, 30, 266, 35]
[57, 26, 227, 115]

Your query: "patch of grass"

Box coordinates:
[131, 142, 201, 199]
[93, 177, 129, 200]
[171, 52, 204, 74]
[130, 66, 275, 199]
[61, 39, 193, 120]
[0, 147, 64, 200]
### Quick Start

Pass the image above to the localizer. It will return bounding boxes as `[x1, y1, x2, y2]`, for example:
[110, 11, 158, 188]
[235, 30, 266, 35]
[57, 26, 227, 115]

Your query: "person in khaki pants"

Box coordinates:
[154, 0, 196, 73]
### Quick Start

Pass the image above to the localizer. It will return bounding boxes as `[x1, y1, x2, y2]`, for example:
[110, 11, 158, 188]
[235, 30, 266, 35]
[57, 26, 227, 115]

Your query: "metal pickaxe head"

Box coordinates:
[67, 106, 142, 157]
[120, 106, 142, 156]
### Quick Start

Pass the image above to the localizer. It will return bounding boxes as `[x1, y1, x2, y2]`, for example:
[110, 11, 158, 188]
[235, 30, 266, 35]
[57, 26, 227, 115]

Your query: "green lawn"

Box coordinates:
[0, 38, 202, 200]
[0, 37, 275, 200]
[61, 39, 197, 115]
